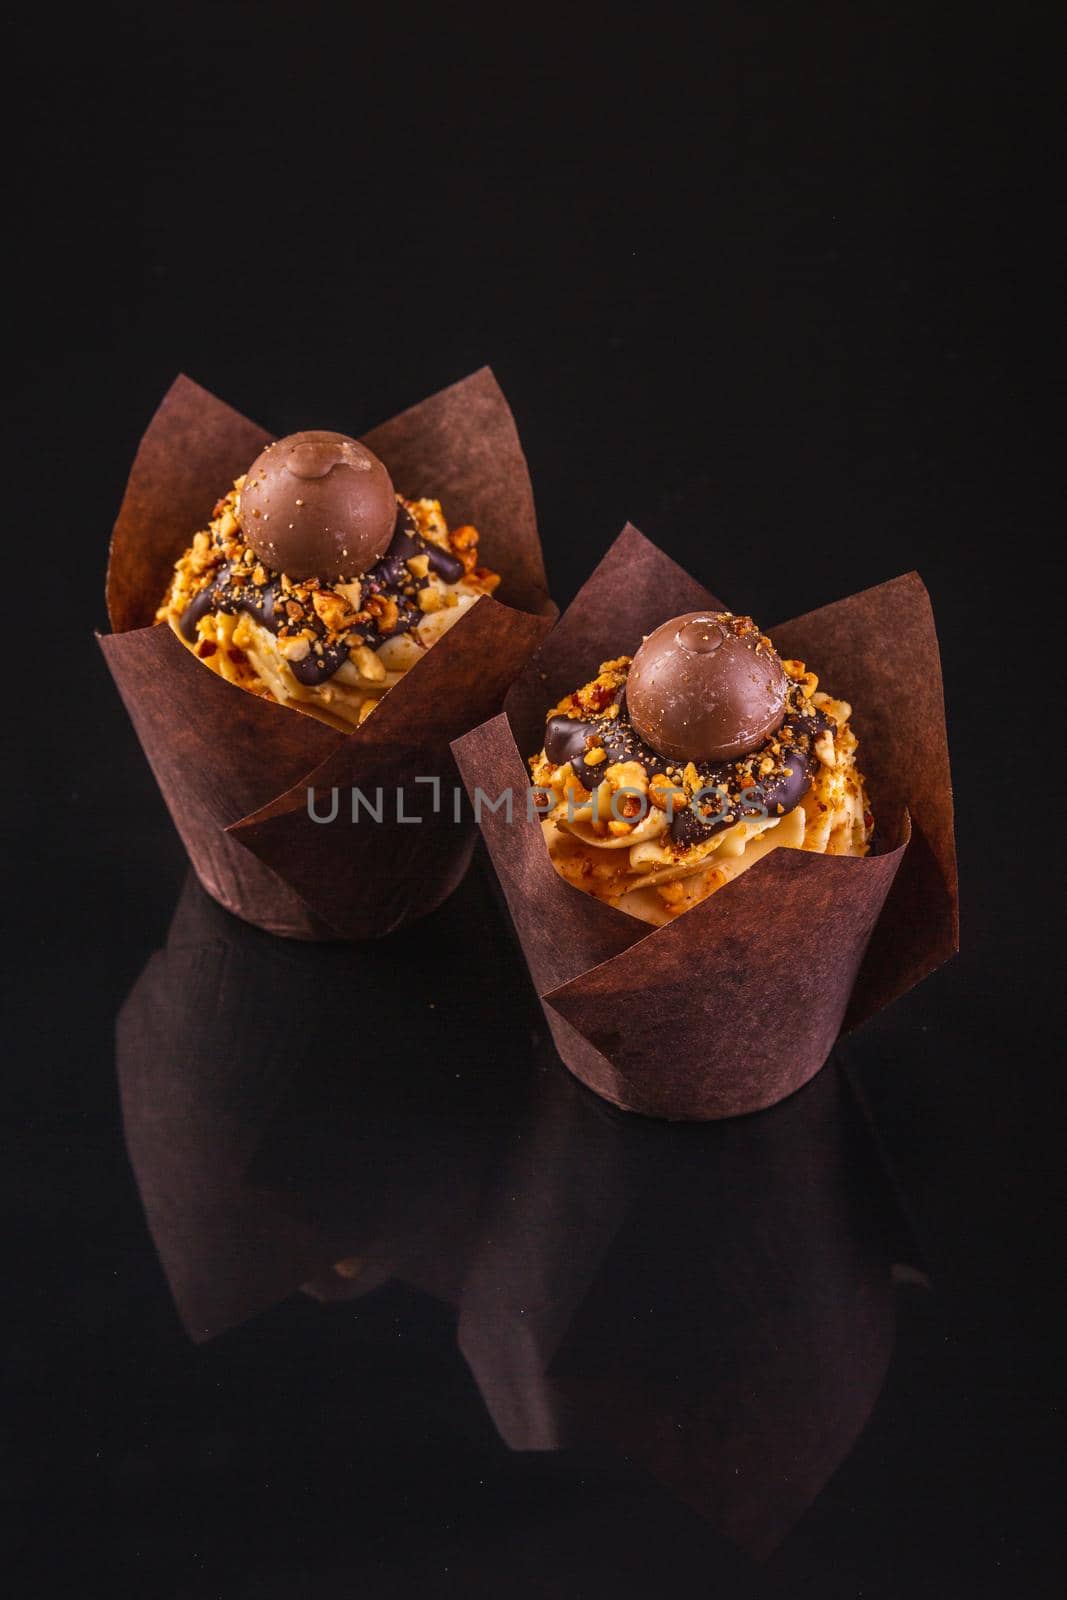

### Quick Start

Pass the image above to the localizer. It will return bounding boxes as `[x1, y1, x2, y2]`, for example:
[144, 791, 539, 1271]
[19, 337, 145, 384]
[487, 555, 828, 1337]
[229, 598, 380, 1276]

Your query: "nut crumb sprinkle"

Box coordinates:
[157, 483, 501, 733]
[529, 637, 873, 925]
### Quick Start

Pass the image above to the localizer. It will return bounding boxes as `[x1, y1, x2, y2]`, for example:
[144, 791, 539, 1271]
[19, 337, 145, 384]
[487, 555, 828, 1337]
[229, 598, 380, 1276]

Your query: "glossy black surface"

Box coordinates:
[7, 6, 1060, 1596]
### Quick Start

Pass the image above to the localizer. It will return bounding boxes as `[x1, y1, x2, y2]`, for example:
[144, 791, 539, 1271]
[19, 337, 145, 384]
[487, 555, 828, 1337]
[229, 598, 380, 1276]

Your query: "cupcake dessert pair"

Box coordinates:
[103, 376, 957, 1120]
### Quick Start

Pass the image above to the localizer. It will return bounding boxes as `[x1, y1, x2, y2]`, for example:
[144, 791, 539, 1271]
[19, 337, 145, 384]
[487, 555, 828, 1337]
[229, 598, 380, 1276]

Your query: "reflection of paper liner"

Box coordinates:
[118, 868, 916, 1559]
[116, 868, 527, 1339]
[458, 1047, 905, 1560]
[116, 875, 351, 1339]
[452, 525, 958, 1120]
[99, 371, 556, 939]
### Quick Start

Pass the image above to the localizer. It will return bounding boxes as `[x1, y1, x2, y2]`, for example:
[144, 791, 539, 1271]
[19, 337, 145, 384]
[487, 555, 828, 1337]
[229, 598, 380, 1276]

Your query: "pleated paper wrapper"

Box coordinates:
[451, 525, 958, 1120]
[99, 370, 556, 938]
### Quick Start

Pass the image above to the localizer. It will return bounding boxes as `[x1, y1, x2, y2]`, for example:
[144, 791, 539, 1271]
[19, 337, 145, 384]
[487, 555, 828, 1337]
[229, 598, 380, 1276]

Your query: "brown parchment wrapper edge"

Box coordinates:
[452, 524, 958, 1120]
[99, 371, 556, 939]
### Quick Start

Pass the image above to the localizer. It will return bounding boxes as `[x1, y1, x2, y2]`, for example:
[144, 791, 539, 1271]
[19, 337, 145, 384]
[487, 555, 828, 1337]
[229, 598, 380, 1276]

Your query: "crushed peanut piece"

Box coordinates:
[350, 643, 386, 682]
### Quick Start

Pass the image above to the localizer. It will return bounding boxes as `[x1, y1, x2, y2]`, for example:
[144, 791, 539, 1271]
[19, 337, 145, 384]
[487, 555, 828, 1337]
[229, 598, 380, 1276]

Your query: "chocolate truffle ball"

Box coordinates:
[237, 431, 397, 581]
[627, 612, 788, 763]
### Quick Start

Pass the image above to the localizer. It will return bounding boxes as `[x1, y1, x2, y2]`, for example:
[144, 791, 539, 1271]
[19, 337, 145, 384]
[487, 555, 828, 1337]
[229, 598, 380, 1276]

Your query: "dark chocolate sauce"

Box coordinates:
[179, 503, 465, 686]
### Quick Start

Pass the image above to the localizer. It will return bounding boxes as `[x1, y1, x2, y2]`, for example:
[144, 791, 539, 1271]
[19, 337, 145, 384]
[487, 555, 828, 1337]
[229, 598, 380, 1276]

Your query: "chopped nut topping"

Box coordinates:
[159, 475, 500, 733]
[365, 592, 399, 632]
[349, 643, 386, 682]
[648, 773, 684, 811]
[814, 729, 836, 768]
[449, 523, 480, 573]
[312, 589, 355, 631]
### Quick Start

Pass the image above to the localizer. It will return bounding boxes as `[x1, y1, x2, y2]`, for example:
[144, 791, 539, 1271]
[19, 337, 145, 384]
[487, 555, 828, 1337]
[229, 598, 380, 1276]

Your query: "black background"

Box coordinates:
[6, 4, 1061, 1595]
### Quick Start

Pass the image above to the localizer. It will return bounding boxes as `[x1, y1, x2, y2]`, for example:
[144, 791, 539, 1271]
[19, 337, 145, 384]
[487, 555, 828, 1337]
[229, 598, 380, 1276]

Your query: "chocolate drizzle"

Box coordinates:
[179, 503, 465, 686]
[543, 675, 831, 847]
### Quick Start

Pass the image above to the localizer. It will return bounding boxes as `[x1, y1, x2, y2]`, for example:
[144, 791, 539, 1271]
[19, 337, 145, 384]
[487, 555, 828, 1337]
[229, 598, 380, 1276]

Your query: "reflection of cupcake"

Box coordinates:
[459, 1046, 907, 1560]
[157, 430, 502, 733]
[529, 611, 873, 926]
[116, 865, 528, 1339]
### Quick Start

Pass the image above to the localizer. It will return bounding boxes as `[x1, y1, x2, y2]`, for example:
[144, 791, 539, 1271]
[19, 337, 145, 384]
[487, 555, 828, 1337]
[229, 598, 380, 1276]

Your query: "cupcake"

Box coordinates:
[451, 524, 957, 1121]
[100, 371, 555, 939]
[529, 610, 873, 926]
[157, 430, 502, 734]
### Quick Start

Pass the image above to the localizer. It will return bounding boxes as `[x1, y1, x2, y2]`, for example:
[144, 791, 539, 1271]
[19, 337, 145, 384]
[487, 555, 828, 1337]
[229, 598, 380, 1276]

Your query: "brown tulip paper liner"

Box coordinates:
[452, 524, 958, 1121]
[99, 370, 556, 939]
